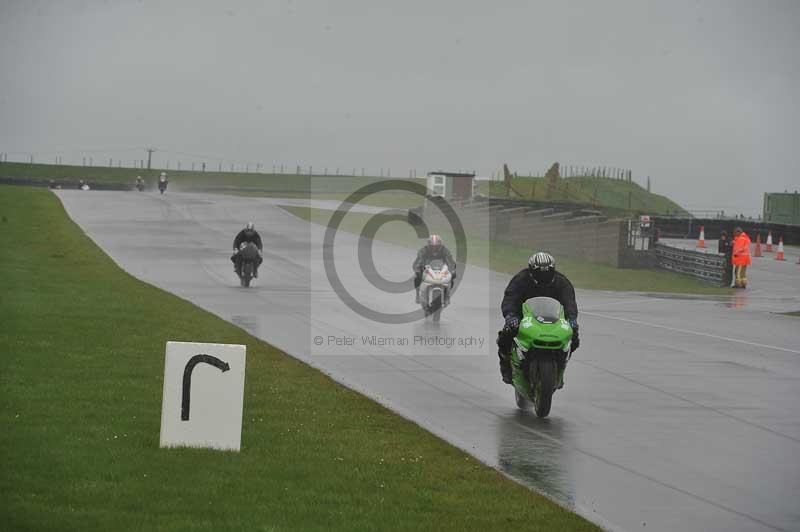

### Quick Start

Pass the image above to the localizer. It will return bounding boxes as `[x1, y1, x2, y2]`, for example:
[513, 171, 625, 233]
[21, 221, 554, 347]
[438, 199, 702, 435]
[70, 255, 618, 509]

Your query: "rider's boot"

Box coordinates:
[498, 351, 513, 384]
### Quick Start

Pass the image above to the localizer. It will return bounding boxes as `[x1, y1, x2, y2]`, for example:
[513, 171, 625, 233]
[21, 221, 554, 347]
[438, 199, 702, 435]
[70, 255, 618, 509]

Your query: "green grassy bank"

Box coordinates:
[0, 185, 599, 531]
[0, 161, 422, 194]
[479, 175, 688, 217]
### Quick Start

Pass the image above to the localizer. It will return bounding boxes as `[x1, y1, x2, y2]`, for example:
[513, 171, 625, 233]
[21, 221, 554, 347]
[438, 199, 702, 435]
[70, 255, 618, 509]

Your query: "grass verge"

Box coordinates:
[0, 162, 423, 196]
[0, 185, 599, 531]
[282, 205, 731, 295]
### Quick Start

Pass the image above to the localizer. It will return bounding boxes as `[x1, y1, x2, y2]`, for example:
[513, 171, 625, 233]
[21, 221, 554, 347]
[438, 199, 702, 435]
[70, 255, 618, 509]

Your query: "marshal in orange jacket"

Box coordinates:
[732, 231, 752, 266]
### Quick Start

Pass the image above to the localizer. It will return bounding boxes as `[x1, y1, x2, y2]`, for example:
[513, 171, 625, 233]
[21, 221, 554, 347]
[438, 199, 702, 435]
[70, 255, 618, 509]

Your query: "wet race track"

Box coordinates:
[57, 190, 800, 532]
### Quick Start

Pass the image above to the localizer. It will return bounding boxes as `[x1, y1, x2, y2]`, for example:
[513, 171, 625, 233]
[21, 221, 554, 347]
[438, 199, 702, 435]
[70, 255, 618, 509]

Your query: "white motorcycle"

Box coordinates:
[419, 259, 452, 323]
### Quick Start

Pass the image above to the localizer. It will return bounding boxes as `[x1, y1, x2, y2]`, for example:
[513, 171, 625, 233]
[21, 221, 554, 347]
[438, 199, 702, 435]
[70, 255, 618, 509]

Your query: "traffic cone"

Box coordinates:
[775, 237, 786, 261]
[754, 233, 762, 257]
[766, 231, 773, 252]
[697, 226, 706, 248]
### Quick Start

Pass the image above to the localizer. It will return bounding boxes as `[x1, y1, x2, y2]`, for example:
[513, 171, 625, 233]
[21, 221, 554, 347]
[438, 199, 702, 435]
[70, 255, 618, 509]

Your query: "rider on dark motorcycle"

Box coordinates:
[497, 252, 580, 384]
[413, 234, 457, 303]
[231, 222, 263, 277]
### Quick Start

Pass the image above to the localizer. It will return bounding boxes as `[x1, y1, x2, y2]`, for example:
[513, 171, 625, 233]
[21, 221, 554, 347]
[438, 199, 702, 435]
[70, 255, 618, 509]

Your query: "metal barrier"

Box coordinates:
[654, 243, 725, 286]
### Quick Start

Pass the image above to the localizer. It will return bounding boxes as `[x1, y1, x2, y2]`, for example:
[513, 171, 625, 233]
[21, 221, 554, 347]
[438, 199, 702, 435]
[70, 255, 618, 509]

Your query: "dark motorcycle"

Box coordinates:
[158, 180, 167, 194]
[236, 242, 261, 287]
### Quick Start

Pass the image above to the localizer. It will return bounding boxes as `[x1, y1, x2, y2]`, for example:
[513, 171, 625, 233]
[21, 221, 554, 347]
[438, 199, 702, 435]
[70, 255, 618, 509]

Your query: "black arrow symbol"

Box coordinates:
[181, 354, 231, 421]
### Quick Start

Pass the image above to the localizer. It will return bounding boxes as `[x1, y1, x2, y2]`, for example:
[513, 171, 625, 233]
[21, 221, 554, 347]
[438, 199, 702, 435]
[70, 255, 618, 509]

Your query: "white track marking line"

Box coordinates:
[584, 311, 800, 354]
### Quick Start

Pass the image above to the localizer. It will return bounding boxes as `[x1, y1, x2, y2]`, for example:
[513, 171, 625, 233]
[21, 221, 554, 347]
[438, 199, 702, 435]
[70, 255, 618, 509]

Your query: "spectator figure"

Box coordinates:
[731, 227, 751, 289]
[718, 230, 733, 287]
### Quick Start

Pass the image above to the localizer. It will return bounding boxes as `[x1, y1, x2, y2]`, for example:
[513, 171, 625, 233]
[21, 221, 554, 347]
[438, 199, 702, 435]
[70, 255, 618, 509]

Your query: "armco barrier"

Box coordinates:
[652, 217, 799, 246]
[654, 243, 725, 286]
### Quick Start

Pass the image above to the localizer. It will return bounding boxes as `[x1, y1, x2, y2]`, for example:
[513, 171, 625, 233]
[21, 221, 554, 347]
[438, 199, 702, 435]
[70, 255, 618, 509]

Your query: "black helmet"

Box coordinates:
[528, 251, 556, 285]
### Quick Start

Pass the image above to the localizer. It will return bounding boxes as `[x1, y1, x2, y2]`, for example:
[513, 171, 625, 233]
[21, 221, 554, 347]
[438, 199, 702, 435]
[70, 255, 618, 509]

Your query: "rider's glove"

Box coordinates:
[569, 319, 580, 352]
[504, 315, 520, 330]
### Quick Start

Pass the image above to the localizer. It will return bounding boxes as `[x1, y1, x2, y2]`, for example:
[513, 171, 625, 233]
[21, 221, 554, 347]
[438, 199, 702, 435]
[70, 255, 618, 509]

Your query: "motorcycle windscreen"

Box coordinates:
[427, 259, 444, 270]
[524, 297, 562, 323]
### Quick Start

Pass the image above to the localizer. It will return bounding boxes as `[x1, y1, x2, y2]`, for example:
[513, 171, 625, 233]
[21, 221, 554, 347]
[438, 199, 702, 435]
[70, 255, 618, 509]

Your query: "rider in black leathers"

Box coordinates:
[413, 234, 457, 303]
[231, 222, 263, 278]
[497, 252, 580, 384]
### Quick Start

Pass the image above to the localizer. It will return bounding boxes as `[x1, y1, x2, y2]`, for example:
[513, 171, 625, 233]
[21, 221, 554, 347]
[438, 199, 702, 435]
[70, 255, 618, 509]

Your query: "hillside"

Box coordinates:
[479, 174, 688, 216]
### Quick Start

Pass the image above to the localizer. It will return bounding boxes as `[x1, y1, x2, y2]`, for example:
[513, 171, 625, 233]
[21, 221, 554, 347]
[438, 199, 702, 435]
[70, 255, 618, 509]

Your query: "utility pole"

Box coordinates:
[145, 147, 156, 170]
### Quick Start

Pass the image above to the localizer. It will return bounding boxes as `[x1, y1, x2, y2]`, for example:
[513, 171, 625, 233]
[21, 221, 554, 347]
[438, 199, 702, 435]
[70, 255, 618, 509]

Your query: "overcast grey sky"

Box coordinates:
[1, 0, 798, 215]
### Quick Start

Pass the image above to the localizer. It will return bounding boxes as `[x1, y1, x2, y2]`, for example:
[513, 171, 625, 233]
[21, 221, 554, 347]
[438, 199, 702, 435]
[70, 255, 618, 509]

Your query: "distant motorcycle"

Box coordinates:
[135, 180, 145, 192]
[236, 242, 261, 288]
[158, 179, 167, 194]
[419, 259, 452, 322]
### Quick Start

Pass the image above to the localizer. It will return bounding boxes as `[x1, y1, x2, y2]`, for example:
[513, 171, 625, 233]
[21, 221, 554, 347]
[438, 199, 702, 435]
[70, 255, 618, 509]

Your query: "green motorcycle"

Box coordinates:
[510, 297, 574, 418]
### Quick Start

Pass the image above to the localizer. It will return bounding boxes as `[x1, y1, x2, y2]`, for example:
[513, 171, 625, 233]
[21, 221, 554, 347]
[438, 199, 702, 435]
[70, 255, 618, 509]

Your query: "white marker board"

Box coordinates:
[159, 341, 246, 451]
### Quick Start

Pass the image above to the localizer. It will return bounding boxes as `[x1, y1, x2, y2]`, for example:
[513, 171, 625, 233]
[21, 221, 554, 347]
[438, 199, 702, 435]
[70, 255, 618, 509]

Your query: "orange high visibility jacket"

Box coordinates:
[732, 233, 752, 266]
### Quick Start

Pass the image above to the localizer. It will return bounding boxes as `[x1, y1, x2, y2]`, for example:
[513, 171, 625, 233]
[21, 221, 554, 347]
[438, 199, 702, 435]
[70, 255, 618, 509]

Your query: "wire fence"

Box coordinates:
[0, 151, 427, 178]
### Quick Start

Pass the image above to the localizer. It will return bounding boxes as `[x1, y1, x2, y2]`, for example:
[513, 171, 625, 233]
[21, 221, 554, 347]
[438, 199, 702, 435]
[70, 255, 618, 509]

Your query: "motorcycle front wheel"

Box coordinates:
[431, 291, 442, 323]
[241, 262, 253, 287]
[532, 357, 557, 418]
